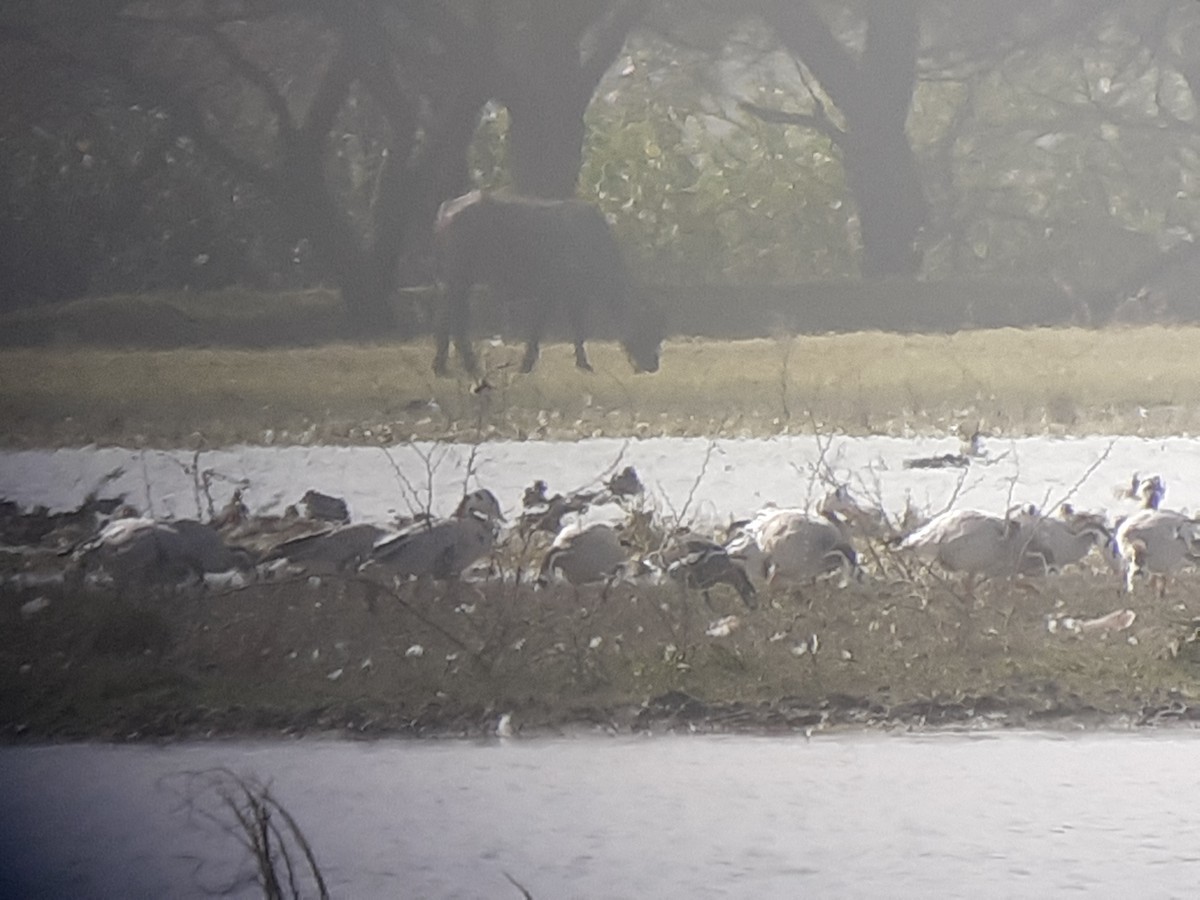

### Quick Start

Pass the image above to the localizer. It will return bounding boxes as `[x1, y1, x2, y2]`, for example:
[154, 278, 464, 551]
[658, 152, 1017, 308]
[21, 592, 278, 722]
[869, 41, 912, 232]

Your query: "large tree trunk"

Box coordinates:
[839, 117, 926, 277]
[507, 88, 590, 199]
[286, 8, 489, 335]
[763, 0, 927, 276]
[278, 156, 392, 334]
[497, 1, 647, 199]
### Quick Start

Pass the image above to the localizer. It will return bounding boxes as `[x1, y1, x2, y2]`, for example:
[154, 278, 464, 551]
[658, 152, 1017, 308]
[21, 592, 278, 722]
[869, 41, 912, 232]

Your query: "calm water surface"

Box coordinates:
[2, 731, 1200, 898]
[5, 435, 1200, 525]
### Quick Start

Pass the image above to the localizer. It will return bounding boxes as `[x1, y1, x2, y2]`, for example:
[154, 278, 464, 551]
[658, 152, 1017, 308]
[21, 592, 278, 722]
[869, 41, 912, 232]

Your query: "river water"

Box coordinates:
[3, 434, 1200, 526]
[2, 731, 1200, 898]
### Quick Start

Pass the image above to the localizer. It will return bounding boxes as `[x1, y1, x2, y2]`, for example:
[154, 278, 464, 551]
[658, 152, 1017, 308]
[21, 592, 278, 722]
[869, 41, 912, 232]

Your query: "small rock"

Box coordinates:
[705, 615, 740, 638]
[1080, 608, 1136, 633]
[20, 596, 51, 619]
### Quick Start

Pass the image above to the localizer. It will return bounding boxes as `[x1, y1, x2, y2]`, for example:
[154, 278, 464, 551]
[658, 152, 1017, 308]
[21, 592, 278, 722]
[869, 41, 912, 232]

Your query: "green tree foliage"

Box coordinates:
[9, 0, 1200, 329]
[910, 1, 1200, 314]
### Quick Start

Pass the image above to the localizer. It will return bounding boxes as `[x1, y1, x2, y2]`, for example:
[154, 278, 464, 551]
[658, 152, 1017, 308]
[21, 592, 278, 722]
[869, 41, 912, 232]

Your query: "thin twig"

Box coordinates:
[503, 870, 535, 899]
[671, 439, 717, 530]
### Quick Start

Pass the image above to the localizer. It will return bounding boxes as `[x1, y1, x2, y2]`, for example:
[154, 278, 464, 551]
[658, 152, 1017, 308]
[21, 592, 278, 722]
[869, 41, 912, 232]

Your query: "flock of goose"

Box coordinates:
[6, 459, 1199, 607]
[517, 471, 1200, 603]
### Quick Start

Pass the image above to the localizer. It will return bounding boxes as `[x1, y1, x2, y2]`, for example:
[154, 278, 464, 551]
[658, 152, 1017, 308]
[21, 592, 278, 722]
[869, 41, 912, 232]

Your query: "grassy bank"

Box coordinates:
[3, 566, 1199, 741]
[3, 326, 1200, 447]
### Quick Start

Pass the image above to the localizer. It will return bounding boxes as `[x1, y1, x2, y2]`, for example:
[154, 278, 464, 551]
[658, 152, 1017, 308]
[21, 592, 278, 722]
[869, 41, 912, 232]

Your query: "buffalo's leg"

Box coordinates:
[520, 294, 547, 373]
[432, 285, 456, 376]
[433, 323, 452, 377]
[573, 341, 593, 372]
[520, 328, 543, 374]
[434, 282, 478, 376]
[453, 300, 480, 376]
[521, 341, 541, 374]
[566, 293, 594, 372]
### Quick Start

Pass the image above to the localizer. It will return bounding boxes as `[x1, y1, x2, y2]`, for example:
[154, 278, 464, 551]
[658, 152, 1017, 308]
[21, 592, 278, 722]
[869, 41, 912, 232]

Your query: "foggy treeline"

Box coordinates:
[4, 1, 1200, 335]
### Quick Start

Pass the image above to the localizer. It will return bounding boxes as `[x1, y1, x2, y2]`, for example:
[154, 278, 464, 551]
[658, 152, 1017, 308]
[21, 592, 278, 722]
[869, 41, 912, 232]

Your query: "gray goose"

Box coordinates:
[537, 522, 630, 587]
[71, 515, 252, 592]
[1113, 478, 1200, 597]
[661, 533, 757, 609]
[726, 501, 858, 588]
[358, 489, 504, 584]
[1013, 504, 1111, 573]
[896, 508, 1053, 592]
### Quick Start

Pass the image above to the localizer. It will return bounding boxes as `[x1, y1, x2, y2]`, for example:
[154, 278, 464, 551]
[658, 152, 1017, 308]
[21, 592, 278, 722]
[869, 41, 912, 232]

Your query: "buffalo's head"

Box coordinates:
[621, 303, 665, 374]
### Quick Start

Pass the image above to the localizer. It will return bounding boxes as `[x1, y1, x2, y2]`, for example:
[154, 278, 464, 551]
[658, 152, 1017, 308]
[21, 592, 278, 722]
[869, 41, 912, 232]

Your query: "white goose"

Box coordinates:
[1113, 478, 1200, 596]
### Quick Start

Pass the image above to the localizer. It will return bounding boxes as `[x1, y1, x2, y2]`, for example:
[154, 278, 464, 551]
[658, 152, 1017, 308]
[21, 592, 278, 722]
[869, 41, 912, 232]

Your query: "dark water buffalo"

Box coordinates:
[432, 190, 664, 376]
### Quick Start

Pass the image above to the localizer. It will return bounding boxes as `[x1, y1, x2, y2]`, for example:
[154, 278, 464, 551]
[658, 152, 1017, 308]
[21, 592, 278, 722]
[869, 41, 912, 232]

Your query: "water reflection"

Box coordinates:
[2, 731, 1200, 898]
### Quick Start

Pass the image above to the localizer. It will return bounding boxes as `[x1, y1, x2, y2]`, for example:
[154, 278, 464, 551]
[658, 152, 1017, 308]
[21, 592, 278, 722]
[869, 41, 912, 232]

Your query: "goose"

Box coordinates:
[358, 489, 504, 583]
[1115, 506, 1200, 597]
[3, 494, 129, 550]
[604, 466, 644, 500]
[523, 480, 551, 508]
[537, 522, 630, 587]
[661, 533, 756, 609]
[727, 499, 859, 588]
[262, 522, 386, 576]
[301, 489, 351, 523]
[901, 425, 984, 471]
[1107, 474, 1200, 595]
[222, 504, 340, 559]
[896, 508, 1053, 590]
[819, 484, 895, 540]
[517, 480, 591, 537]
[757, 511, 858, 586]
[71, 515, 254, 591]
[1113, 473, 1166, 511]
[1013, 504, 1111, 572]
[211, 488, 249, 531]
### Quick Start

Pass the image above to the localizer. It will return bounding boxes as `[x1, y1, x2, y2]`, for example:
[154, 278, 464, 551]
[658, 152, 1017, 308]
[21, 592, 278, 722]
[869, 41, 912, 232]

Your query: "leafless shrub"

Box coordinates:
[636, 441, 720, 567]
[164, 767, 328, 900]
[378, 442, 448, 522]
[146, 449, 248, 522]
